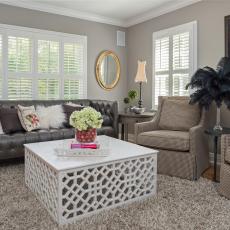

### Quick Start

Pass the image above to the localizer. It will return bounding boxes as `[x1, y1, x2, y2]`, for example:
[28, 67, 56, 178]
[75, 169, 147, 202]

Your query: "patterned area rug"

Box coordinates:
[1, 163, 230, 230]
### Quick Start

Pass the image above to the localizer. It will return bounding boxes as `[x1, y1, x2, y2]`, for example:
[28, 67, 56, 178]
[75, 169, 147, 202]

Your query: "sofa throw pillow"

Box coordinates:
[158, 99, 200, 131]
[36, 105, 66, 129]
[0, 107, 24, 134]
[65, 102, 83, 107]
[63, 104, 84, 127]
[17, 105, 40, 132]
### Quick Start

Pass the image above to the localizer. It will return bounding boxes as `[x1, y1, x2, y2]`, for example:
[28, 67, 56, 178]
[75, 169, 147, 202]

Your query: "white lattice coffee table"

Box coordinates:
[24, 136, 158, 225]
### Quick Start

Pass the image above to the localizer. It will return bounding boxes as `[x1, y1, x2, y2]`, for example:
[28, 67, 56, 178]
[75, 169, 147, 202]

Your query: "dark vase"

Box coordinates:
[75, 128, 97, 143]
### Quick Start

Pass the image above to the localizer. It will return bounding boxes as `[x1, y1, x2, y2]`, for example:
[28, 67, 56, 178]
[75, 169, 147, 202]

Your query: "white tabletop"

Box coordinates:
[24, 135, 158, 171]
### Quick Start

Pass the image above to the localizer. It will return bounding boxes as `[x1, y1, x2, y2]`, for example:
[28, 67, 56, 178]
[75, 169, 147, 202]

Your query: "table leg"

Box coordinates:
[121, 123, 124, 140]
[213, 136, 218, 182]
[125, 123, 128, 141]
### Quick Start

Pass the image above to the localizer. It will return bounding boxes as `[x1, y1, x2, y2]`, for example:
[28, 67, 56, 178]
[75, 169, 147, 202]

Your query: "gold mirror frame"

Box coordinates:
[96, 50, 121, 90]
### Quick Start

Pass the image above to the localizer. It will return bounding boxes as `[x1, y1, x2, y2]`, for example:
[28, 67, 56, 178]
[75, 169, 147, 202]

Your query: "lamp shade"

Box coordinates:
[135, 60, 147, 83]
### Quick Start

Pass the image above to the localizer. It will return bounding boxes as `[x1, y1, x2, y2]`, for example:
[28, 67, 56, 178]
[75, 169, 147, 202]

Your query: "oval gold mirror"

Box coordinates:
[96, 50, 121, 90]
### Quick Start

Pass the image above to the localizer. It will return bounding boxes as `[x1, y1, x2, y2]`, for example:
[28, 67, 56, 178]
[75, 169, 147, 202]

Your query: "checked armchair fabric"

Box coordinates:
[135, 96, 210, 180]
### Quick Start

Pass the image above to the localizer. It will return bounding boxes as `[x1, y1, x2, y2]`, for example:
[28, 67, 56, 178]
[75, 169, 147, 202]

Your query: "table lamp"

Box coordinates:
[135, 60, 147, 108]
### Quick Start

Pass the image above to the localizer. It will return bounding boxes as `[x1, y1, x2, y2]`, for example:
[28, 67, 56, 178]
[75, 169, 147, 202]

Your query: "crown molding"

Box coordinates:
[1, 0, 202, 28]
[124, 0, 202, 27]
[1, 0, 124, 27]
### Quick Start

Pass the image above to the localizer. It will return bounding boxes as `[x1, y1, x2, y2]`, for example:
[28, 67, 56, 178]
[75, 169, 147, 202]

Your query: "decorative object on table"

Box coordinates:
[69, 107, 103, 143]
[17, 105, 40, 132]
[132, 106, 145, 114]
[135, 60, 147, 109]
[95, 50, 120, 90]
[123, 89, 138, 113]
[70, 142, 99, 149]
[186, 57, 230, 131]
[123, 97, 130, 113]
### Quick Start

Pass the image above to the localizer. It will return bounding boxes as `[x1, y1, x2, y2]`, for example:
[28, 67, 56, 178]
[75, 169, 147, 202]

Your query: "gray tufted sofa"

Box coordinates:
[0, 99, 118, 160]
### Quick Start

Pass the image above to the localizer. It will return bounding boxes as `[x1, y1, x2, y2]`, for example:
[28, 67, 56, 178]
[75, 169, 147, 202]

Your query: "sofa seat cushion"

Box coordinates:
[137, 130, 190, 151]
[159, 99, 200, 131]
[0, 128, 75, 149]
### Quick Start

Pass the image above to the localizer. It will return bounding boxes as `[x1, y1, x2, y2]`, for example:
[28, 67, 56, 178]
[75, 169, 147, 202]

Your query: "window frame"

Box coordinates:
[0, 23, 87, 100]
[152, 21, 197, 109]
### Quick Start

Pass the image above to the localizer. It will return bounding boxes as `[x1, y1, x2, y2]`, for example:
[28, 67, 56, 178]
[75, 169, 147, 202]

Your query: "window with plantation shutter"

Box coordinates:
[8, 36, 32, 73]
[38, 79, 59, 100]
[63, 42, 85, 99]
[152, 21, 197, 109]
[38, 40, 59, 74]
[64, 43, 84, 74]
[8, 78, 33, 100]
[0, 23, 87, 100]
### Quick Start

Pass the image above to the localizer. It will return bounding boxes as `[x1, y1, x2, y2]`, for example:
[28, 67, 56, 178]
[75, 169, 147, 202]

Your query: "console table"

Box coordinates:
[119, 112, 155, 141]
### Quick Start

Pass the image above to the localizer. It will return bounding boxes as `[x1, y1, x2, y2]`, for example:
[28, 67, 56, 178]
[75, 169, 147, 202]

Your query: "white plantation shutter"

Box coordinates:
[38, 79, 59, 100]
[64, 79, 83, 100]
[8, 78, 33, 100]
[173, 32, 189, 70]
[64, 43, 84, 74]
[63, 42, 86, 99]
[153, 21, 197, 109]
[154, 37, 170, 106]
[0, 23, 87, 100]
[38, 40, 59, 74]
[8, 36, 32, 73]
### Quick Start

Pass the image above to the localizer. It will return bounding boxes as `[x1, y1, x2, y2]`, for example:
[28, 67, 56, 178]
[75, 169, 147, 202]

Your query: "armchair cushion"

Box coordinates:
[137, 130, 189, 151]
[225, 147, 230, 164]
[159, 99, 200, 131]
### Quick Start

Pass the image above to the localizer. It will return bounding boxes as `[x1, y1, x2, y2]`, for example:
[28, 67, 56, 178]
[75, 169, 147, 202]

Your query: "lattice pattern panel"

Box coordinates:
[59, 155, 156, 223]
[25, 149, 59, 221]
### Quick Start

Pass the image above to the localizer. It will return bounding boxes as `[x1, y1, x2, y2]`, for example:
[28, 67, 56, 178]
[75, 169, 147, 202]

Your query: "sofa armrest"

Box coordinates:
[221, 135, 230, 163]
[134, 119, 158, 144]
[112, 101, 119, 138]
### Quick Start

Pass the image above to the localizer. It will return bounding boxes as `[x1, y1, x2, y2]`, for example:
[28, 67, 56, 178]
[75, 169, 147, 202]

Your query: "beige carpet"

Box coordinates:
[1, 163, 230, 230]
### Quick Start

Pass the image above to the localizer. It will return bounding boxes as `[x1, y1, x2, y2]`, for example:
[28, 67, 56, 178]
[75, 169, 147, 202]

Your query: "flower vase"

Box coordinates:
[75, 128, 97, 143]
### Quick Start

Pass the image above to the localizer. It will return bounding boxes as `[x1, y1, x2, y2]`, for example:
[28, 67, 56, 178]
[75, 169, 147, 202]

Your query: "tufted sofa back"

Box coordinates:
[0, 99, 119, 136]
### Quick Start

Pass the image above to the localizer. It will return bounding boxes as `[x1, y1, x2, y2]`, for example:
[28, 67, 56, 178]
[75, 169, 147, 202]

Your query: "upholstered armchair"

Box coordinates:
[219, 135, 230, 199]
[134, 96, 210, 180]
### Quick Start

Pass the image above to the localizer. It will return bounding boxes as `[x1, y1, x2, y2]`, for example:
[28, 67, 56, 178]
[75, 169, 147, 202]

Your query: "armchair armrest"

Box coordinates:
[134, 118, 158, 144]
[189, 109, 208, 156]
[189, 110, 209, 178]
[189, 125, 206, 155]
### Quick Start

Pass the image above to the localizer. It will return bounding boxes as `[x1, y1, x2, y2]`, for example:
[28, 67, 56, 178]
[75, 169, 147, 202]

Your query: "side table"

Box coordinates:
[205, 127, 230, 182]
[119, 112, 155, 141]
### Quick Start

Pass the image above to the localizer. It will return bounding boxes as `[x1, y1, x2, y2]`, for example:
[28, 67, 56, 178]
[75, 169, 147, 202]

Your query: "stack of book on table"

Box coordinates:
[54, 139, 109, 157]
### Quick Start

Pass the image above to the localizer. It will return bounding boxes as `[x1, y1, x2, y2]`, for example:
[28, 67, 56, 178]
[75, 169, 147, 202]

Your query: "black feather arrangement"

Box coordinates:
[186, 57, 230, 110]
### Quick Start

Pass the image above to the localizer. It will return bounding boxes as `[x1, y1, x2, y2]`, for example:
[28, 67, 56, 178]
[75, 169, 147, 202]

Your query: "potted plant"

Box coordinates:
[186, 57, 230, 131]
[123, 89, 138, 113]
[123, 97, 130, 113]
[70, 107, 103, 142]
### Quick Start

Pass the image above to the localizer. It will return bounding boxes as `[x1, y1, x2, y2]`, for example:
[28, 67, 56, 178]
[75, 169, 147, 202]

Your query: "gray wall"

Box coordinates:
[0, 3, 127, 109]
[127, 1, 230, 127]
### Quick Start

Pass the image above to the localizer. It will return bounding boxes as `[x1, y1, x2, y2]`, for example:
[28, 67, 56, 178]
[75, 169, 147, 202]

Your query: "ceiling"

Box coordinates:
[1, 0, 202, 27]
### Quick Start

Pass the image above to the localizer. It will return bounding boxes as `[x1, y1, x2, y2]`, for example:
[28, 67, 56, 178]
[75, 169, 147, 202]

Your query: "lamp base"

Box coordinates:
[138, 99, 143, 108]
